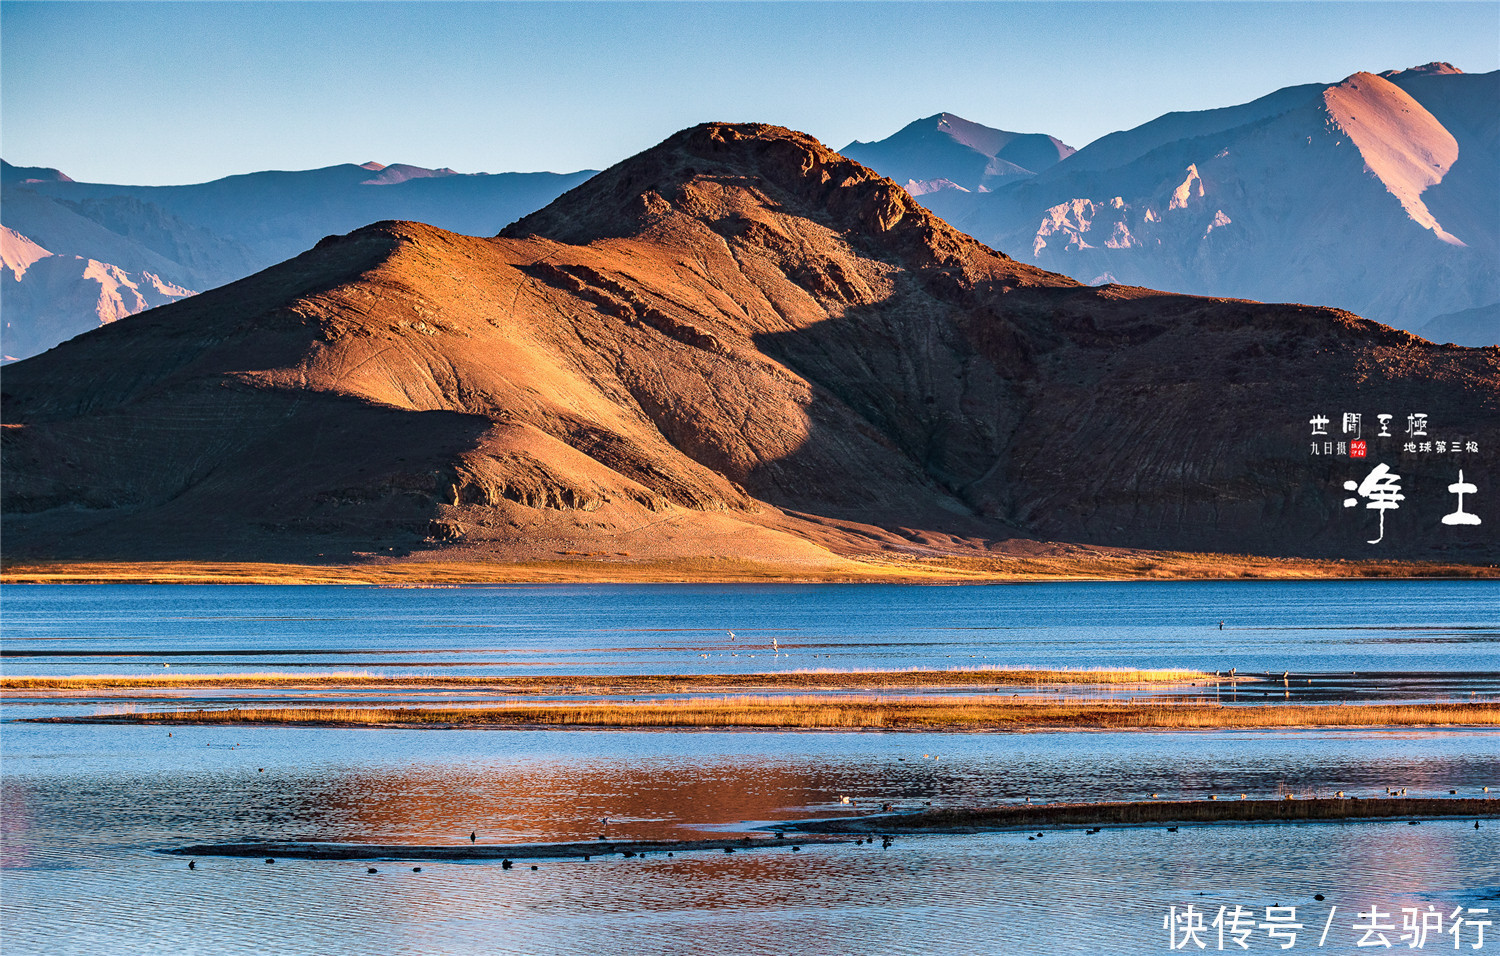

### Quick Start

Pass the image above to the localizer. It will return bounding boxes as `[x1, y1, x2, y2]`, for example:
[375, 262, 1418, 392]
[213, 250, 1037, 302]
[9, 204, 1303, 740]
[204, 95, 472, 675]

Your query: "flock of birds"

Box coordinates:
[699, 630, 785, 661]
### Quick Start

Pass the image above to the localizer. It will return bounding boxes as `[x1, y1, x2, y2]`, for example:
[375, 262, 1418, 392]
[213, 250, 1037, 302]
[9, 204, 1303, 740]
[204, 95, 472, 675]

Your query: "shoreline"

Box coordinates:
[5, 554, 1497, 586]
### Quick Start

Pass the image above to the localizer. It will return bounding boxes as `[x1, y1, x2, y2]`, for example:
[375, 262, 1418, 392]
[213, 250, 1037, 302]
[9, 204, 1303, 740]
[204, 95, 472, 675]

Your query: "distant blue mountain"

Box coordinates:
[1, 159, 596, 360]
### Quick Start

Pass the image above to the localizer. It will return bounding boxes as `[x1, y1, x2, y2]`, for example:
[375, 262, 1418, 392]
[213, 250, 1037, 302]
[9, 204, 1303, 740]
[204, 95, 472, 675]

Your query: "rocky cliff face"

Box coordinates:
[3, 123, 1496, 564]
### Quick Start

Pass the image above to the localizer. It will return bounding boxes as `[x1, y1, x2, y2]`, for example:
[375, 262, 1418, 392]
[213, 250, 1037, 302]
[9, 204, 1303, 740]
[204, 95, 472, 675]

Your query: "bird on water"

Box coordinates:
[470, 831, 476, 843]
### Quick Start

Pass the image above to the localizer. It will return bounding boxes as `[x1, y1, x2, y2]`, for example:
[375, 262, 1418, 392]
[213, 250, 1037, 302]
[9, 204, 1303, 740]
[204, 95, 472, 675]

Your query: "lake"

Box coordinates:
[3, 580, 1498, 677]
[2, 580, 1498, 954]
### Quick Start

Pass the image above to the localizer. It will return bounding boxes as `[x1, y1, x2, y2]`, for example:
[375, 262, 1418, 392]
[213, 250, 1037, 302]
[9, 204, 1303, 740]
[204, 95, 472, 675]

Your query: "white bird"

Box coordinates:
[728, 631, 736, 641]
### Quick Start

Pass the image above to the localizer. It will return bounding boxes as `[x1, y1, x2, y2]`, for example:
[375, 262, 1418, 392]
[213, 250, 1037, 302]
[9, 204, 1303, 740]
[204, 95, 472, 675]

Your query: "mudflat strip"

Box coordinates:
[163, 798, 1497, 863]
[165, 835, 834, 862]
[795, 797, 1500, 833]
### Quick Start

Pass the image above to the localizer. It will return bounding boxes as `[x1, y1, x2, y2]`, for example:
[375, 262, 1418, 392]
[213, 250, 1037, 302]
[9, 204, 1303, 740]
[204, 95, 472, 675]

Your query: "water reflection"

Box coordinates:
[4, 820, 1496, 955]
[4, 723, 1498, 954]
[5, 724, 1498, 846]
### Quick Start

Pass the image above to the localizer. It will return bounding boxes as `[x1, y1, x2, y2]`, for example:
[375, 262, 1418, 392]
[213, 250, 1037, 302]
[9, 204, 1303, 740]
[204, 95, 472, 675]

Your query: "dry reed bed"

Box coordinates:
[50, 696, 1500, 730]
[0, 667, 1215, 692]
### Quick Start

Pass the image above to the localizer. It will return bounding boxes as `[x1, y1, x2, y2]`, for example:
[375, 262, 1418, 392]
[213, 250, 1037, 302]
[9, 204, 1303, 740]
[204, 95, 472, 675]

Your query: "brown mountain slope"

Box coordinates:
[2, 123, 1496, 564]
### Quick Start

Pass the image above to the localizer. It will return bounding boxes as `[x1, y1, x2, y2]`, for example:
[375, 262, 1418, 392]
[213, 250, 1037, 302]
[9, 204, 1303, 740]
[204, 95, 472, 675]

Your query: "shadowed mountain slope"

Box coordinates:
[1420, 302, 1500, 347]
[3, 124, 1496, 565]
[841, 113, 1075, 190]
[839, 113, 1075, 227]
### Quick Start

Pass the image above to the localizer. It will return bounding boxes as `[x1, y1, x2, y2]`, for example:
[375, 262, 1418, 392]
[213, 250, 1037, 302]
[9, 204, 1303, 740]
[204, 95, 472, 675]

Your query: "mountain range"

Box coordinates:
[849, 64, 1497, 345]
[0, 159, 594, 360]
[4, 123, 1494, 567]
[6, 63, 1492, 364]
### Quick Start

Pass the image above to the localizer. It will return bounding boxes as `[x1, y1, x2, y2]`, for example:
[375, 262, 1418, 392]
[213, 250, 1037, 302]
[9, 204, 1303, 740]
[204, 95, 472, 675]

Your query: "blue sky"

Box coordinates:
[2, 1, 1496, 185]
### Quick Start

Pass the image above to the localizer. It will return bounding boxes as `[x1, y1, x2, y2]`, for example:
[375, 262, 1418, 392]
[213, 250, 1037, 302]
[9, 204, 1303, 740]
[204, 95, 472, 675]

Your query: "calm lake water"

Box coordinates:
[3, 581, 1499, 954]
[3, 580, 1498, 677]
[2, 724, 1497, 955]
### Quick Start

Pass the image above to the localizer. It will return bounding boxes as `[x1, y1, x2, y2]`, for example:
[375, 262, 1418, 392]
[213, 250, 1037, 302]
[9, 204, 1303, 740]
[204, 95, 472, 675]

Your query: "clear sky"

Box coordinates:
[2, 1, 1496, 185]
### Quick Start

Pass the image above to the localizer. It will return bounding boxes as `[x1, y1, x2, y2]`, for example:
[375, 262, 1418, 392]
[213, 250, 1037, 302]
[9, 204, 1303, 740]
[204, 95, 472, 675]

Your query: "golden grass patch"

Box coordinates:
[52, 696, 1500, 731]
